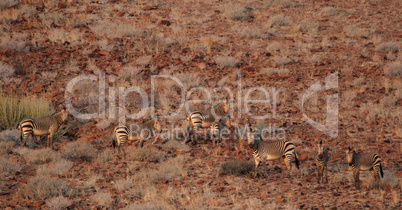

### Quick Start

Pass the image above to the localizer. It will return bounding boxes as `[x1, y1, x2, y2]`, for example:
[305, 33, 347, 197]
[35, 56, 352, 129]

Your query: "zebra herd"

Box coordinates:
[17, 101, 385, 189]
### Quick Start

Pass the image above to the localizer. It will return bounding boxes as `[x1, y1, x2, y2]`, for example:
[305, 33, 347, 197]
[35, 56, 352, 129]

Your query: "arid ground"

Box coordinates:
[0, 0, 401, 209]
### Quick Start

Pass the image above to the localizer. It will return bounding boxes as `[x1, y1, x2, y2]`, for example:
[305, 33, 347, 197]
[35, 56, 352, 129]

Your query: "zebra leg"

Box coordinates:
[324, 166, 328, 183]
[371, 167, 380, 189]
[191, 126, 199, 145]
[353, 169, 360, 189]
[254, 160, 260, 178]
[317, 165, 322, 184]
[284, 156, 292, 178]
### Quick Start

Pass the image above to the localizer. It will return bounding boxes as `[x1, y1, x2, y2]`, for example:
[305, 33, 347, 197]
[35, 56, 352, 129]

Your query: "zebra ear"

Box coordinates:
[319, 140, 322, 145]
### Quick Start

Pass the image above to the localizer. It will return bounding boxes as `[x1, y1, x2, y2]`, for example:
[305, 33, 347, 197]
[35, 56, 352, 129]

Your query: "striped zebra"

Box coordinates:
[346, 146, 384, 189]
[209, 117, 231, 147]
[112, 118, 162, 157]
[316, 140, 329, 184]
[19, 108, 68, 148]
[246, 124, 299, 178]
[187, 98, 230, 144]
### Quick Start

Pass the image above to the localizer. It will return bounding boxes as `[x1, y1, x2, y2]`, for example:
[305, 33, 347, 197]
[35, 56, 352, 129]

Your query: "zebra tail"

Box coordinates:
[111, 133, 116, 149]
[380, 163, 384, 178]
[294, 151, 300, 169]
[19, 123, 22, 142]
[187, 116, 191, 134]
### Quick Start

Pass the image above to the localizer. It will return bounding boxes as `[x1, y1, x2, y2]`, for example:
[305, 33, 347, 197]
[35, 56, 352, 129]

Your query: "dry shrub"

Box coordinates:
[375, 42, 400, 53]
[46, 196, 73, 210]
[90, 192, 113, 206]
[294, 21, 319, 33]
[90, 20, 144, 39]
[160, 140, 190, 153]
[61, 141, 97, 161]
[96, 148, 114, 163]
[114, 177, 134, 192]
[0, 0, 19, 9]
[218, 160, 254, 176]
[18, 176, 75, 199]
[268, 15, 291, 27]
[37, 159, 73, 176]
[273, 55, 292, 65]
[224, 4, 249, 21]
[0, 156, 23, 179]
[0, 141, 16, 155]
[384, 61, 402, 77]
[269, 0, 299, 8]
[123, 203, 166, 210]
[320, 6, 342, 16]
[0, 61, 15, 78]
[23, 148, 59, 165]
[127, 147, 166, 163]
[133, 156, 186, 185]
[215, 55, 239, 68]
[344, 25, 371, 38]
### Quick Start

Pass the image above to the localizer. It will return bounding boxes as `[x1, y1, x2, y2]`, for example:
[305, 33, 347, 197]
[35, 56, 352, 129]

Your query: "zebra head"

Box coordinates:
[153, 118, 162, 134]
[317, 140, 324, 159]
[345, 146, 354, 165]
[246, 124, 257, 145]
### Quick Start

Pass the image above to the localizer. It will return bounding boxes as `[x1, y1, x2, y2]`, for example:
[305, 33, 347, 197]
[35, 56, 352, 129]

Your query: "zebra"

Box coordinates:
[345, 146, 384, 189]
[19, 108, 68, 149]
[209, 116, 231, 147]
[246, 124, 299, 178]
[112, 118, 162, 157]
[187, 98, 230, 144]
[316, 140, 329, 184]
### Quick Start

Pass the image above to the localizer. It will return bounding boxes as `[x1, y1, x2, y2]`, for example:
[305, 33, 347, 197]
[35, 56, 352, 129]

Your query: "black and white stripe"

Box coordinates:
[112, 119, 162, 157]
[187, 98, 230, 144]
[209, 117, 231, 146]
[346, 147, 384, 189]
[316, 140, 329, 184]
[246, 124, 299, 178]
[19, 108, 68, 148]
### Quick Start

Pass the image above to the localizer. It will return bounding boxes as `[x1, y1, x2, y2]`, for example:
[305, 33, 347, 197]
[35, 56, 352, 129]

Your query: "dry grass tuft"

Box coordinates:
[37, 159, 73, 177]
[0, 61, 15, 78]
[218, 160, 254, 176]
[127, 147, 166, 163]
[0, 0, 19, 9]
[294, 21, 319, 33]
[160, 140, 191, 153]
[375, 42, 400, 53]
[268, 15, 291, 27]
[18, 176, 75, 199]
[61, 141, 97, 161]
[96, 148, 114, 163]
[19, 148, 59, 165]
[224, 4, 249, 21]
[215, 55, 239, 68]
[90, 192, 113, 206]
[384, 61, 402, 77]
[344, 25, 372, 38]
[0, 156, 23, 179]
[46, 196, 73, 210]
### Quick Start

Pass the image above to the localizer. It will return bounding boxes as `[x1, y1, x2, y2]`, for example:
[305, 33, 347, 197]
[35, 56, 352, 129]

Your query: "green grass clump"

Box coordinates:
[0, 93, 52, 130]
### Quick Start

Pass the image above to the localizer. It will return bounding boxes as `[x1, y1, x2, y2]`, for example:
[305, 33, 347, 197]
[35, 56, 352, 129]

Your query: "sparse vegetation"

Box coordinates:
[46, 196, 73, 210]
[0, 156, 23, 179]
[215, 55, 239, 68]
[218, 161, 254, 176]
[20, 148, 59, 165]
[127, 147, 166, 163]
[90, 192, 113, 206]
[37, 159, 73, 177]
[18, 176, 74, 199]
[61, 141, 97, 161]
[384, 61, 402, 77]
[375, 42, 400, 53]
